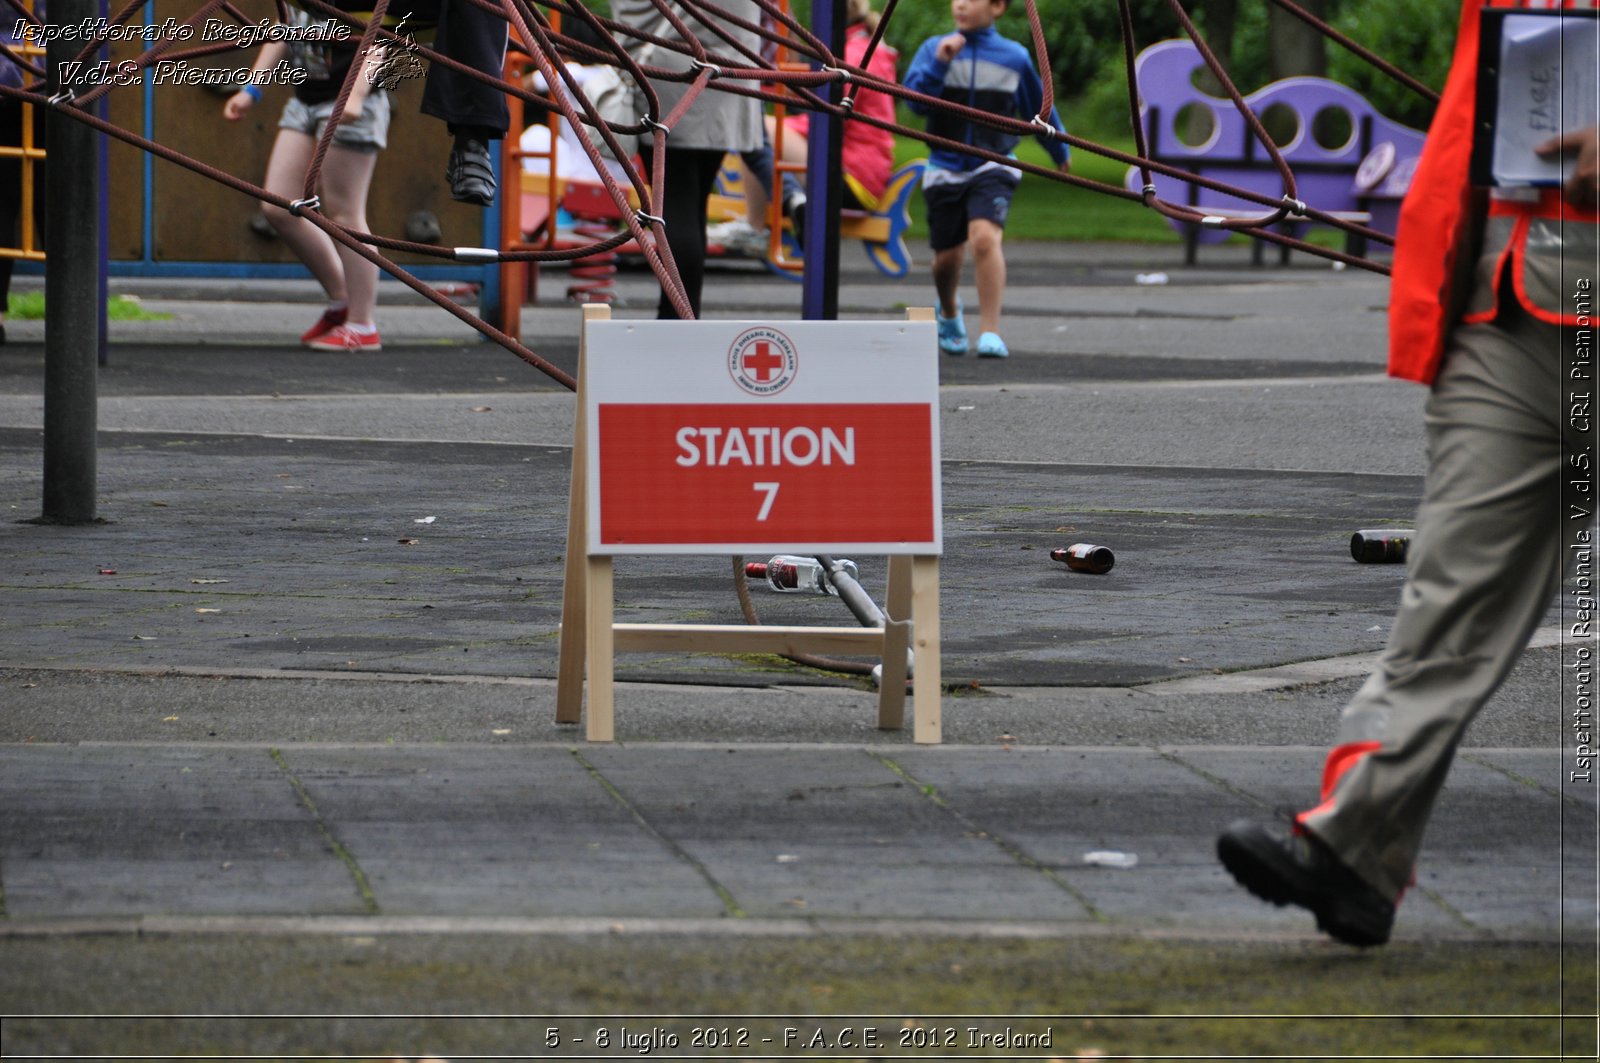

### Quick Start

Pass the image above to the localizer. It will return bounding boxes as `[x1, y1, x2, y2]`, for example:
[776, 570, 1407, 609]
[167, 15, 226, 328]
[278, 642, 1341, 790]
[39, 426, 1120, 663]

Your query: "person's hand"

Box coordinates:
[1056, 158, 1071, 175]
[934, 32, 964, 63]
[223, 90, 254, 121]
[1536, 125, 1599, 208]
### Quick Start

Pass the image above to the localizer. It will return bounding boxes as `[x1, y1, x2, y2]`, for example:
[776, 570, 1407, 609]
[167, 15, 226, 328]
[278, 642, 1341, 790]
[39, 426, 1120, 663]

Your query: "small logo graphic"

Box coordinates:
[727, 326, 798, 396]
[364, 12, 425, 91]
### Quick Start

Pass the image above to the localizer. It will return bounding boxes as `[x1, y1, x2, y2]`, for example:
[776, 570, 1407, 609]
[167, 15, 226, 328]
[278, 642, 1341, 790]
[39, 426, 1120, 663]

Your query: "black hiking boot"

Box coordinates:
[1217, 819, 1396, 947]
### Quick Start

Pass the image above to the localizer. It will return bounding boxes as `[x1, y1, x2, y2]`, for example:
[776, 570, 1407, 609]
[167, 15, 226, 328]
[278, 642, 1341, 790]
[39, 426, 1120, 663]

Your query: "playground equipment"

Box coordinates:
[497, 53, 926, 327]
[25, 0, 1442, 680]
[704, 154, 925, 279]
[1124, 38, 1426, 265]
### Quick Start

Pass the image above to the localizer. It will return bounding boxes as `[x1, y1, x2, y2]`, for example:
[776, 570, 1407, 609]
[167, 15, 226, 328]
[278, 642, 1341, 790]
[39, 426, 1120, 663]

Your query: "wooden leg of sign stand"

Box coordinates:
[555, 304, 609, 728]
[877, 556, 913, 731]
[554, 398, 588, 725]
[912, 556, 941, 745]
[584, 555, 616, 742]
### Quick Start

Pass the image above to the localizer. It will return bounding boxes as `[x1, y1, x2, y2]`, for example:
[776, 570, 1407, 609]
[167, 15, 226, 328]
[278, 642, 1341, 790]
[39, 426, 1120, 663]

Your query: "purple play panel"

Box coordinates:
[1123, 39, 1426, 262]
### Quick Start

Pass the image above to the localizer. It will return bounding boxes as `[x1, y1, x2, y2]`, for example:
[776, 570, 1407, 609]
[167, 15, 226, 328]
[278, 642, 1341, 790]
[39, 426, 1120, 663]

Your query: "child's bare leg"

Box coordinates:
[317, 144, 380, 326]
[969, 218, 1005, 335]
[741, 158, 770, 229]
[261, 129, 348, 303]
[932, 243, 966, 318]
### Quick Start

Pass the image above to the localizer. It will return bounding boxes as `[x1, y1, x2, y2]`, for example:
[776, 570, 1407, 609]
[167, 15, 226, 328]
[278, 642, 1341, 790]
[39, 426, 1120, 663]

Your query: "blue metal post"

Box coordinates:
[476, 139, 504, 329]
[800, 0, 846, 321]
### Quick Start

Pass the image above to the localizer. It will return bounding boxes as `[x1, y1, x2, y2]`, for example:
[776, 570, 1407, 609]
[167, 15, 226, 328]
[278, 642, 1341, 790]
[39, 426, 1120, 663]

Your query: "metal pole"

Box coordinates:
[800, 0, 845, 321]
[97, 44, 109, 369]
[816, 554, 885, 626]
[40, 0, 103, 524]
[816, 554, 913, 678]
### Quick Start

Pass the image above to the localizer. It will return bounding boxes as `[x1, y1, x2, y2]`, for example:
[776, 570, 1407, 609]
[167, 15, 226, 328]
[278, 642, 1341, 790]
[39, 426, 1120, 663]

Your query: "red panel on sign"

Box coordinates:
[597, 403, 935, 546]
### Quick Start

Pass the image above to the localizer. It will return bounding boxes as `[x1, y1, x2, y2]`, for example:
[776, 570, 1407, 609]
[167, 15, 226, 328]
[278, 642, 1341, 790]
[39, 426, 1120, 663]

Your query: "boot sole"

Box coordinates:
[1217, 823, 1393, 947]
[1217, 828, 1298, 908]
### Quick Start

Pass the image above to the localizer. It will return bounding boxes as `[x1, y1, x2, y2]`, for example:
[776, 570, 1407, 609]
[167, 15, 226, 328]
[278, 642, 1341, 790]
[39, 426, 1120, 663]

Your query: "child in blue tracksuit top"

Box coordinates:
[905, 0, 1070, 358]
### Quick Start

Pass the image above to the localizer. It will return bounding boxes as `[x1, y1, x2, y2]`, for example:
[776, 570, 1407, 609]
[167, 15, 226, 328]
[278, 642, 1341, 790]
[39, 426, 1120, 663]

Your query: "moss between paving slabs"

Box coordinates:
[1, 934, 1591, 1057]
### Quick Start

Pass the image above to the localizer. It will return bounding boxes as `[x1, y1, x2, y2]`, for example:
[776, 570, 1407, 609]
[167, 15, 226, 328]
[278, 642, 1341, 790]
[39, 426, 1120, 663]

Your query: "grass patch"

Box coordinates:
[6, 292, 172, 321]
[0, 935, 1586, 1057]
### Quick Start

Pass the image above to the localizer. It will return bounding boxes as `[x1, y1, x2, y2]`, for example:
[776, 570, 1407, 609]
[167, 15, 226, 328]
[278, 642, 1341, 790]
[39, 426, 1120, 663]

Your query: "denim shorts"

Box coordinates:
[279, 91, 390, 152]
[923, 166, 1021, 251]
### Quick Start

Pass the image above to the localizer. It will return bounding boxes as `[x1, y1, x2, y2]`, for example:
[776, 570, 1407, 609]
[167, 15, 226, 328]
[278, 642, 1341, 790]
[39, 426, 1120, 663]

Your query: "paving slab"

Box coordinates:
[281, 746, 728, 919]
[0, 745, 356, 918]
[888, 747, 1312, 935]
[579, 746, 1094, 922]
[2, 740, 1584, 943]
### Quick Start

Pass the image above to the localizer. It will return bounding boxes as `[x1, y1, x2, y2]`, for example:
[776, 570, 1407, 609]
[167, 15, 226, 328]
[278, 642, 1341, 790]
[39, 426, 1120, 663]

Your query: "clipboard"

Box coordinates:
[1470, 6, 1599, 188]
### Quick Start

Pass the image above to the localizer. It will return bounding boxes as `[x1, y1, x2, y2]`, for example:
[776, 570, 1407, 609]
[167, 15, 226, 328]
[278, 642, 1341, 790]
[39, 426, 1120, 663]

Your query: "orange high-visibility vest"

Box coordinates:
[1387, 0, 1599, 385]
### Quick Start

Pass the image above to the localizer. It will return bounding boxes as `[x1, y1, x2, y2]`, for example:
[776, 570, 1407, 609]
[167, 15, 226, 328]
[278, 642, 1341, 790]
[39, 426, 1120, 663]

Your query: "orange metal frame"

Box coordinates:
[0, 18, 45, 263]
[496, 13, 561, 337]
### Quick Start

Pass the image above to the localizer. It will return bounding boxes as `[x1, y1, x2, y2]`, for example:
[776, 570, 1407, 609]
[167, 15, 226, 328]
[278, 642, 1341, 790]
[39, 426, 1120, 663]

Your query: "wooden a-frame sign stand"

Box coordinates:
[554, 304, 942, 743]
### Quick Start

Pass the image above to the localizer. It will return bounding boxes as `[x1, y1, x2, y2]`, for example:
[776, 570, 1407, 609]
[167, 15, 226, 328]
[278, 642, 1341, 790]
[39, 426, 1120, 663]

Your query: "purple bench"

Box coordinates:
[1123, 39, 1427, 264]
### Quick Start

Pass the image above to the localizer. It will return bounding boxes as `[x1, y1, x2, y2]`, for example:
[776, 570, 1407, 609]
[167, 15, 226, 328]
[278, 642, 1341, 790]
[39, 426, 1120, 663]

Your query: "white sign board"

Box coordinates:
[583, 319, 942, 556]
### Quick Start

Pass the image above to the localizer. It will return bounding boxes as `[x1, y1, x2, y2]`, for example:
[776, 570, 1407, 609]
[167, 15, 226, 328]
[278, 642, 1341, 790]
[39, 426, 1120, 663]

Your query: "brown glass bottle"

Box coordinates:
[1051, 544, 1115, 574]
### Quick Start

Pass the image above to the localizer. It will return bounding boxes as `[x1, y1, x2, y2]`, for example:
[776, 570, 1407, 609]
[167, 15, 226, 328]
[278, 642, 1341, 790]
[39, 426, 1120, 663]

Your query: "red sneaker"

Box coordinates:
[300, 306, 348, 344]
[305, 323, 382, 352]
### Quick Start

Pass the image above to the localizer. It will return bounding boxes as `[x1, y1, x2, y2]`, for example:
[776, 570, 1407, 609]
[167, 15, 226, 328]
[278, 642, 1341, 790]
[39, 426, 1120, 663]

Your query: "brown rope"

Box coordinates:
[34, 0, 1413, 380]
[10, 82, 578, 388]
[1265, 0, 1439, 105]
[841, 0, 898, 112]
[1020, 0, 1055, 124]
[66, 0, 152, 68]
[300, 0, 392, 204]
[1151, 0, 1297, 232]
[70, 0, 232, 107]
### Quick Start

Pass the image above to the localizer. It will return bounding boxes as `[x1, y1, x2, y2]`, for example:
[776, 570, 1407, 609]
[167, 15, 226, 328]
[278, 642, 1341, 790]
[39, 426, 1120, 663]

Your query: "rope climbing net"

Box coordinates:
[0, 0, 1440, 392]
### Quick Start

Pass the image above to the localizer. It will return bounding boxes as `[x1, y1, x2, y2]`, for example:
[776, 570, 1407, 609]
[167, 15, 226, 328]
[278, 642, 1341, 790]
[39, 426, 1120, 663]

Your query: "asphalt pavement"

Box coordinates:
[0, 240, 1594, 1058]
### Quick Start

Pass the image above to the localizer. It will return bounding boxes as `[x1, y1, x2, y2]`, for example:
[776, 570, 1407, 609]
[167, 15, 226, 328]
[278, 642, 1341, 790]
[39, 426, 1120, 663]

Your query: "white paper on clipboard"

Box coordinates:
[1490, 13, 1599, 187]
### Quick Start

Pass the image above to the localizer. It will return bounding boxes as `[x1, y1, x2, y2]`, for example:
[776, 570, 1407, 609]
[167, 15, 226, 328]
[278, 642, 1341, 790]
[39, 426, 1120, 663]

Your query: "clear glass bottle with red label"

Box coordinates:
[745, 555, 860, 595]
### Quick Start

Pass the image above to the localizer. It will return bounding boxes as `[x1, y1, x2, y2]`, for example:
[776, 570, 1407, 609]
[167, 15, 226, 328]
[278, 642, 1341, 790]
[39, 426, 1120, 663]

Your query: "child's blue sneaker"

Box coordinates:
[936, 301, 968, 355]
[976, 331, 1009, 358]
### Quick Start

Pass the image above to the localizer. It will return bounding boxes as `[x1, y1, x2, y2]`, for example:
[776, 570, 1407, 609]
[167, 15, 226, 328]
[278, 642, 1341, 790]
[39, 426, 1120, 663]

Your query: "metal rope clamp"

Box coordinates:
[289, 195, 321, 216]
[635, 209, 666, 227]
[689, 58, 722, 79]
[825, 66, 856, 110]
[1281, 196, 1309, 218]
[643, 116, 670, 136]
[47, 88, 74, 106]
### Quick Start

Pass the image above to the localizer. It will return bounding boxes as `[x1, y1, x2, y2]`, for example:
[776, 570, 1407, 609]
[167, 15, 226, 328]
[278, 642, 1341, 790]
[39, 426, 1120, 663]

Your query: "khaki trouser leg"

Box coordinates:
[1300, 297, 1574, 900]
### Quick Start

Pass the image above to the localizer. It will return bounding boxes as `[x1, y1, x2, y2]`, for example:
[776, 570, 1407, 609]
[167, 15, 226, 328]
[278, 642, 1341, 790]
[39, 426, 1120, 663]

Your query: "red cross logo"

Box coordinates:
[727, 327, 797, 396]
[742, 340, 785, 383]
